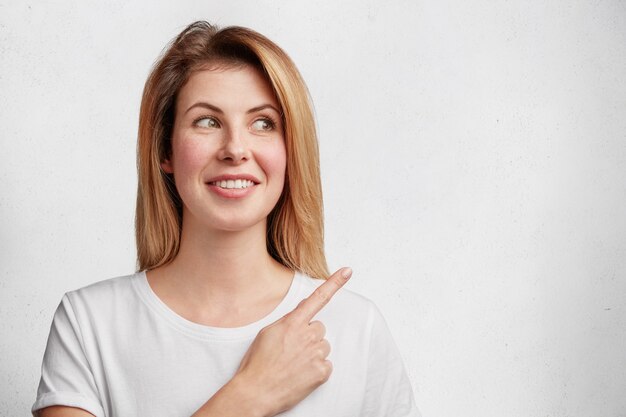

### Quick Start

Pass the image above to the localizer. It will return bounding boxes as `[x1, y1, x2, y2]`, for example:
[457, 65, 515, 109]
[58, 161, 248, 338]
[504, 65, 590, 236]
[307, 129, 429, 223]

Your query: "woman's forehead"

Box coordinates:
[177, 65, 281, 113]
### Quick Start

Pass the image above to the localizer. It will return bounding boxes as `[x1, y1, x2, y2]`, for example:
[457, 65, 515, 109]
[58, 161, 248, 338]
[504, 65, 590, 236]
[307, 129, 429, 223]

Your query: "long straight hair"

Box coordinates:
[135, 21, 328, 279]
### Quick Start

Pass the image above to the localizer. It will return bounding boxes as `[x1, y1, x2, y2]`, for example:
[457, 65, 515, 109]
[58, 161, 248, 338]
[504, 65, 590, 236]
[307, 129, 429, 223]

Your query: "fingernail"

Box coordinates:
[341, 267, 353, 280]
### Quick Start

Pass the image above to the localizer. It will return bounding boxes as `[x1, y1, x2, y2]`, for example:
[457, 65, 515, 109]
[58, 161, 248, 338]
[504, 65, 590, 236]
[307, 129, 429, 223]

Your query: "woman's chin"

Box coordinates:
[205, 216, 267, 234]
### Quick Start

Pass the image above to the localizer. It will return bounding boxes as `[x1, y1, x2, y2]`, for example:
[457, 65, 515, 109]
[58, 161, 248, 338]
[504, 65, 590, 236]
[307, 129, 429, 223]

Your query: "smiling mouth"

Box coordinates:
[209, 179, 256, 189]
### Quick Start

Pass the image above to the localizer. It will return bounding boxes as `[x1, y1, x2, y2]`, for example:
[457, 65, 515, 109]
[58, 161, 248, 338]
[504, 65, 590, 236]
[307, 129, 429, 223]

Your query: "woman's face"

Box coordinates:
[163, 64, 286, 233]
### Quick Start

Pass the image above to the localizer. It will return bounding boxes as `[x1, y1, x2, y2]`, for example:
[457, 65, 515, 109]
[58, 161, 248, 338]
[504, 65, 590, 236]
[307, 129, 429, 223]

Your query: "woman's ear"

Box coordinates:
[161, 158, 174, 174]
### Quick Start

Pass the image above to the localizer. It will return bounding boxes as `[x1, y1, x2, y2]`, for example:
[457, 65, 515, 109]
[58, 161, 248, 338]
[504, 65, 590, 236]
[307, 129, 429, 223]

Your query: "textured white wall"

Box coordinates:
[2, 1, 625, 416]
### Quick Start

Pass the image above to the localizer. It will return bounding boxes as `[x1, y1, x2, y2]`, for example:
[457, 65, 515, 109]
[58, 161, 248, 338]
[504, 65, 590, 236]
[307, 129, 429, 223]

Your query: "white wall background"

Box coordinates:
[1, 1, 625, 416]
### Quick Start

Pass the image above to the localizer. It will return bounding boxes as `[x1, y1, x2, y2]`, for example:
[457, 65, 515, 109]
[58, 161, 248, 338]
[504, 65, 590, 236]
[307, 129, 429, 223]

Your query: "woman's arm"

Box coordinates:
[190, 375, 264, 417]
[37, 406, 94, 417]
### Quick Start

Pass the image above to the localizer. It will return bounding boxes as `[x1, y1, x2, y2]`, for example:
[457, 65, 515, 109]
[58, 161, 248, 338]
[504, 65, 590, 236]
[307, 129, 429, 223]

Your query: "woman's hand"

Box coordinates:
[234, 267, 352, 417]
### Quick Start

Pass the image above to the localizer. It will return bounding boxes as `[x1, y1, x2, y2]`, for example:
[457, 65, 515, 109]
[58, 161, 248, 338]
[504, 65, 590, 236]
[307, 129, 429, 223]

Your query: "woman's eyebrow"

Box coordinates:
[246, 104, 280, 114]
[184, 102, 280, 115]
[185, 102, 223, 114]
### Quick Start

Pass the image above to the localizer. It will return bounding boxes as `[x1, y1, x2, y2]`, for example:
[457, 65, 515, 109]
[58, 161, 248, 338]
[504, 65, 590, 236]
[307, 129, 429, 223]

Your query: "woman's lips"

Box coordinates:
[206, 180, 257, 199]
[206, 173, 261, 184]
[209, 178, 256, 189]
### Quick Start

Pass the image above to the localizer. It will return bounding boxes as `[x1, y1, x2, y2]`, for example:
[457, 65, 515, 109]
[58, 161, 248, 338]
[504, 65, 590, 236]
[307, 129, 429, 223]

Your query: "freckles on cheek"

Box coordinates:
[172, 140, 206, 173]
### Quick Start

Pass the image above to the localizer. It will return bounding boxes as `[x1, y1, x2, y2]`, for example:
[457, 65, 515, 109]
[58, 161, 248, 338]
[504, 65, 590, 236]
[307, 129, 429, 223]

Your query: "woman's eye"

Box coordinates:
[195, 117, 219, 128]
[251, 118, 275, 132]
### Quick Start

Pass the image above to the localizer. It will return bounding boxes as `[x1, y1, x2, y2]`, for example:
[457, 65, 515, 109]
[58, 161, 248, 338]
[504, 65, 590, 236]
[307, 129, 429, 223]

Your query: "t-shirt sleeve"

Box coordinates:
[359, 301, 422, 417]
[32, 294, 105, 417]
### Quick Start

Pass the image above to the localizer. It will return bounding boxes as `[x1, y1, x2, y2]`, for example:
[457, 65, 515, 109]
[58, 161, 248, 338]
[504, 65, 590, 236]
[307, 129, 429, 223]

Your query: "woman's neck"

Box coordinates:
[146, 216, 294, 324]
[175, 218, 280, 290]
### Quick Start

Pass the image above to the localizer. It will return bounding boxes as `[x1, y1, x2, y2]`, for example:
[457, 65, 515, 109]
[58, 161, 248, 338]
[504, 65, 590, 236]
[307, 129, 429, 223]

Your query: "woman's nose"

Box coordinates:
[217, 127, 250, 163]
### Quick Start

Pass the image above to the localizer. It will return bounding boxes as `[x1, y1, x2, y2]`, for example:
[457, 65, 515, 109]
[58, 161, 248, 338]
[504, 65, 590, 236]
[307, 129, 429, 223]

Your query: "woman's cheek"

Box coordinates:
[173, 138, 210, 176]
[259, 141, 287, 184]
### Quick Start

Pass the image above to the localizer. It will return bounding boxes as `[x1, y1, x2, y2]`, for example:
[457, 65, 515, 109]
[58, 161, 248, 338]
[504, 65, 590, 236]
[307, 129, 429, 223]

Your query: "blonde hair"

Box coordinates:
[135, 21, 328, 279]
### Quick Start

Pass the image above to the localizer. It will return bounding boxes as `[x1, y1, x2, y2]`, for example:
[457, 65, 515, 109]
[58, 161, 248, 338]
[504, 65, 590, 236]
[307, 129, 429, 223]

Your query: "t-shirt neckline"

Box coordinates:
[132, 269, 303, 341]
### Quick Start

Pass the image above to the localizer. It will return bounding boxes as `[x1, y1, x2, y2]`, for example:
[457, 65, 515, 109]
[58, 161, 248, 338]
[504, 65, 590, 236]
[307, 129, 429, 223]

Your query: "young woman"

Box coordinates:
[32, 21, 420, 417]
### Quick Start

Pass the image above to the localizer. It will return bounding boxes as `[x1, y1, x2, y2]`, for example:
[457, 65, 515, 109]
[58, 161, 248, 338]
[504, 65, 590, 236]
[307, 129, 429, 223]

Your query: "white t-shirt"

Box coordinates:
[33, 271, 420, 417]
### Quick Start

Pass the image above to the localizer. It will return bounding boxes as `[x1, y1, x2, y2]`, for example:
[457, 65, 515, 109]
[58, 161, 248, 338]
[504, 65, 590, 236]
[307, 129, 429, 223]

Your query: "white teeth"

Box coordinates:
[212, 179, 255, 189]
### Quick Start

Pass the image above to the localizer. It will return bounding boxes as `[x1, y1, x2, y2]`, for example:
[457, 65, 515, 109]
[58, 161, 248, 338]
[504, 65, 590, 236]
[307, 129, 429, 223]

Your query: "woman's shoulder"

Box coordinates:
[295, 271, 399, 354]
[60, 271, 143, 314]
[45, 272, 146, 344]
[66, 271, 140, 297]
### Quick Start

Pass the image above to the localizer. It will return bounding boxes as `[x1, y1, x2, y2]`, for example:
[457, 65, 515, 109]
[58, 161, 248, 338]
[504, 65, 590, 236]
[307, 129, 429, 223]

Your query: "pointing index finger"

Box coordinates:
[293, 267, 352, 322]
